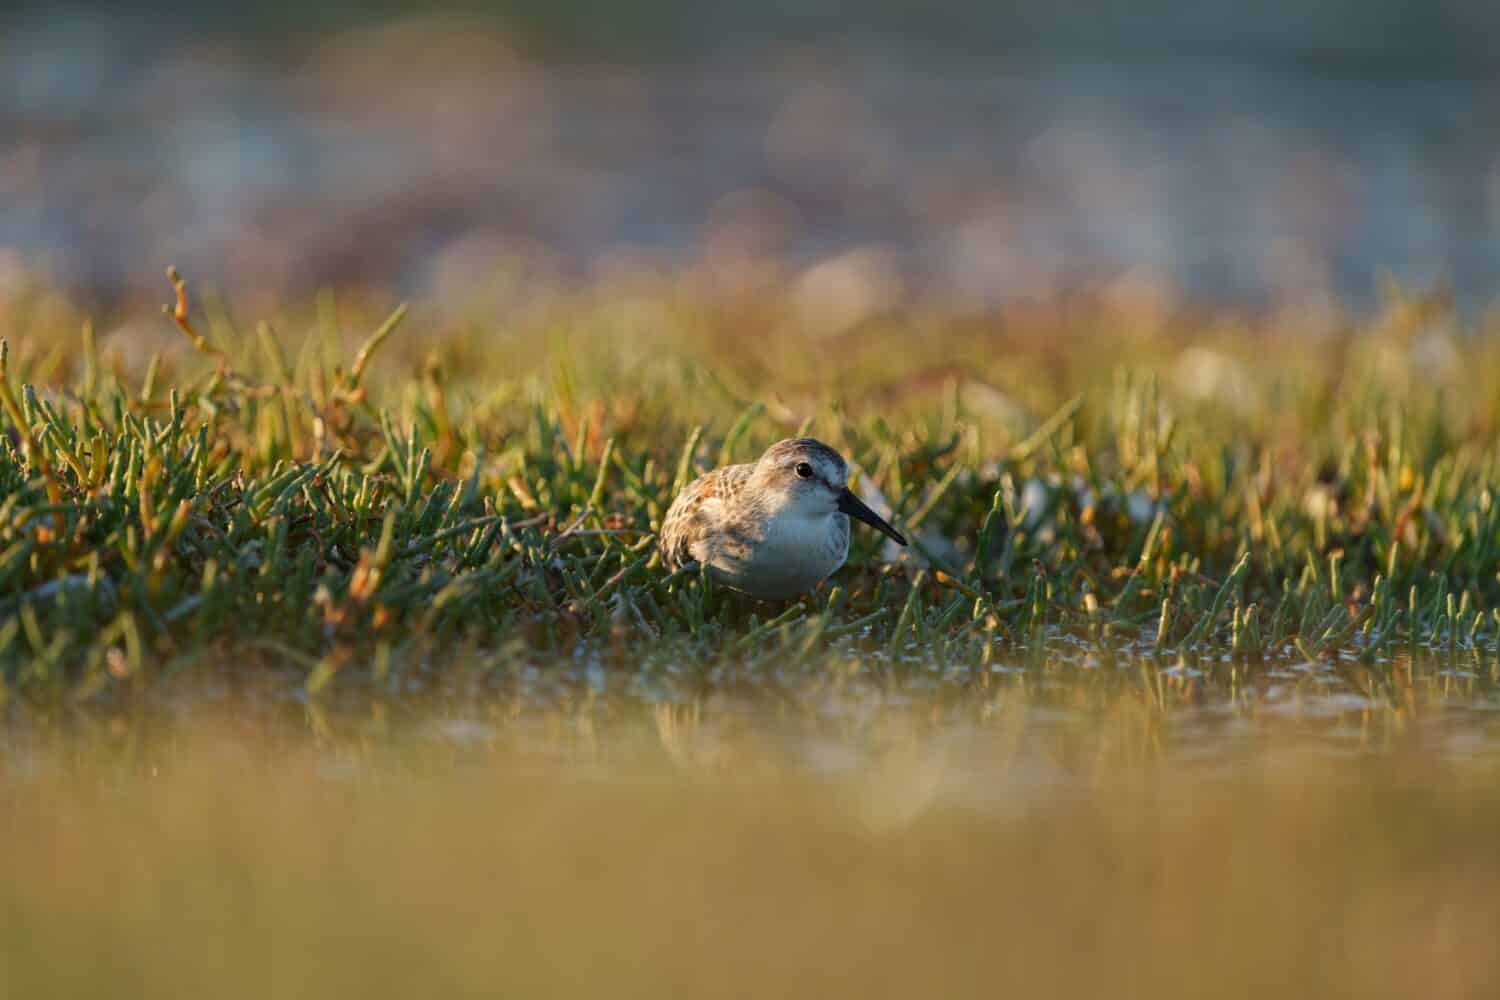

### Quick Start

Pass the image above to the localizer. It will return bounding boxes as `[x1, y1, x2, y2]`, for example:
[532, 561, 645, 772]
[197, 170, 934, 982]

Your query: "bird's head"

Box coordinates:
[750, 438, 907, 545]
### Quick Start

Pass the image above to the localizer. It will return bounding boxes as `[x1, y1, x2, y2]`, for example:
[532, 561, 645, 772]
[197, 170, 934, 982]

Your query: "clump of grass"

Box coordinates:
[0, 270, 1496, 708]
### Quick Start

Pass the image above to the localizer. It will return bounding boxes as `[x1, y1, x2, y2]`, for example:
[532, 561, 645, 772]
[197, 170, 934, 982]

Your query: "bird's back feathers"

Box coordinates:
[659, 463, 756, 571]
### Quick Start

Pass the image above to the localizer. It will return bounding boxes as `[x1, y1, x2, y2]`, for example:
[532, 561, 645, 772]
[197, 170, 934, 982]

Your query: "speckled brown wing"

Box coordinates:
[658, 464, 751, 571]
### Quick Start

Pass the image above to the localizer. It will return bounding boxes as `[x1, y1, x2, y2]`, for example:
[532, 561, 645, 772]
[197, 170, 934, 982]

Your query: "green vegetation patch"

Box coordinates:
[0, 272, 1497, 708]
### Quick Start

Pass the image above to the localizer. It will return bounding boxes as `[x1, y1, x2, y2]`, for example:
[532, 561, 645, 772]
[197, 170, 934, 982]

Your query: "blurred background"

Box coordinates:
[3, 0, 1499, 313]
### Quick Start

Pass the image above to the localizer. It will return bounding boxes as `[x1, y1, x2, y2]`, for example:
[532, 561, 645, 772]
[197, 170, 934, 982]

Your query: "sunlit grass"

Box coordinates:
[0, 272, 1496, 711]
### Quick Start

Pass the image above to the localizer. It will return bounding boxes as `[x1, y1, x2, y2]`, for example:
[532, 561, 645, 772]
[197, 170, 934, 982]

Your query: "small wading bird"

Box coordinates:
[660, 437, 907, 600]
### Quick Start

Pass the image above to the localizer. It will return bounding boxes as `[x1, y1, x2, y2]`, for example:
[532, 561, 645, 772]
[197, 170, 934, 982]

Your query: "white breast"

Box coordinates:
[725, 510, 849, 600]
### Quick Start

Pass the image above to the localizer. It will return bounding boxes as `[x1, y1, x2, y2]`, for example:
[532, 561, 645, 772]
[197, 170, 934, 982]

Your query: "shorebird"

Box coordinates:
[659, 437, 907, 600]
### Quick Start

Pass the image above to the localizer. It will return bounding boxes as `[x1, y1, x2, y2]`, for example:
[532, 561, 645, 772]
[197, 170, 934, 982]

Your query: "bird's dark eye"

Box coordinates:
[794, 462, 814, 479]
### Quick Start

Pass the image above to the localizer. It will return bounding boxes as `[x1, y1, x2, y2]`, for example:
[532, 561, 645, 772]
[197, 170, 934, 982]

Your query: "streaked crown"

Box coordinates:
[752, 437, 849, 495]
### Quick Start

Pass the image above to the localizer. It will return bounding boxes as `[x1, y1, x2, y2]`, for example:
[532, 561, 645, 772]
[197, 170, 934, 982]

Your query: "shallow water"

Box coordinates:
[9, 646, 1500, 780]
[5, 645, 1500, 997]
[5, 656, 1500, 999]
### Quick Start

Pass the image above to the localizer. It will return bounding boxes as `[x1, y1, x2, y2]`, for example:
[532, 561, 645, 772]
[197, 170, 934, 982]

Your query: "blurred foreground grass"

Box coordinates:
[3, 713, 1500, 999]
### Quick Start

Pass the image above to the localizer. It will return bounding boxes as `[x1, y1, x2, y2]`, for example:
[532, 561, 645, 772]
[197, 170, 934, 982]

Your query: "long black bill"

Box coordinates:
[837, 488, 908, 546]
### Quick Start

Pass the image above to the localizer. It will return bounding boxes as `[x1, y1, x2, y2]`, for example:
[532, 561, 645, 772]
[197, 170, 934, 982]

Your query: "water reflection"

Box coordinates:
[8, 648, 1500, 788]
